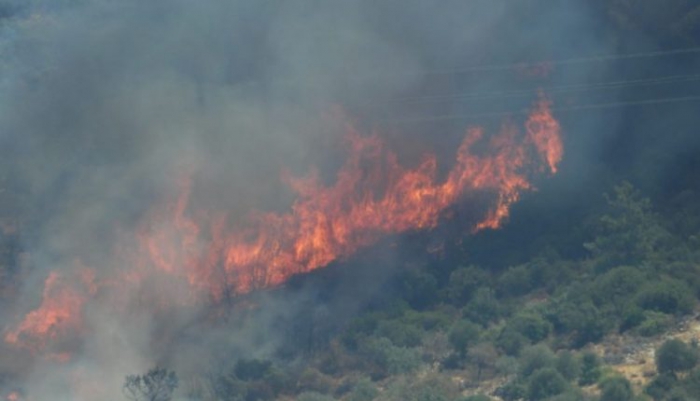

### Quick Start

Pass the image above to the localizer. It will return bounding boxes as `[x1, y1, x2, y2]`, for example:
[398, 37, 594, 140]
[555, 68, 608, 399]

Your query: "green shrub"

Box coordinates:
[636, 279, 695, 315]
[375, 319, 423, 347]
[497, 265, 533, 298]
[527, 368, 568, 400]
[297, 391, 336, 401]
[578, 352, 601, 386]
[448, 320, 481, 357]
[348, 377, 378, 401]
[508, 311, 551, 343]
[463, 287, 501, 326]
[496, 328, 528, 356]
[656, 339, 699, 375]
[519, 344, 556, 378]
[599, 376, 633, 401]
[555, 351, 581, 381]
[446, 265, 489, 305]
[634, 311, 673, 337]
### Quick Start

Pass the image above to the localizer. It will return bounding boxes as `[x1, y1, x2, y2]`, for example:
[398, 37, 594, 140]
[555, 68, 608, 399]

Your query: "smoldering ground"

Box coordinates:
[1, 0, 697, 399]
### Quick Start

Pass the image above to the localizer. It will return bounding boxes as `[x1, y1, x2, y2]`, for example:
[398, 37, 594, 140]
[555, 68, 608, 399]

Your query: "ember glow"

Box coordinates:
[4, 98, 562, 359]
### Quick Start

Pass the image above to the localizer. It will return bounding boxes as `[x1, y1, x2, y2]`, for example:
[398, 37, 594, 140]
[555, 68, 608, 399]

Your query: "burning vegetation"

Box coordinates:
[3, 98, 560, 361]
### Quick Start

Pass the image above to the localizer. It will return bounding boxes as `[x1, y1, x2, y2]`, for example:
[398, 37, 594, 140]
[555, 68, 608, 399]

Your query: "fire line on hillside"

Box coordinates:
[3, 96, 562, 363]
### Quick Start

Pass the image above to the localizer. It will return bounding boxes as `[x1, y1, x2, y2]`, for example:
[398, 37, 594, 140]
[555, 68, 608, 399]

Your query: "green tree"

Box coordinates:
[645, 372, 675, 401]
[526, 368, 568, 400]
[555, 351, 581, 381]
[636, 278, 695, 315]
[348, 377, 378, 401]
[469, 343, 498, 381]
[297, 392, 336, 401]
[578, 352, 601, 386]
[508, 311, 551, 343]
[592, 265, 645, 313]
[123, 367, 178, 401]
[497, 265, 533, 298]
[463, 287, 501, 326]
[446, 265, 488, 305]
[519, 344, 556, 378]
[375, 319, 423, 347]
[656, 339, 699, 376]
[460, 395, 492, 401]
[599, 376, 633, 401]
[584, 182, 671, 269]
[496, 328, 528, 356]
[449, 320, 480, 357]
[401, 269, 438, 309]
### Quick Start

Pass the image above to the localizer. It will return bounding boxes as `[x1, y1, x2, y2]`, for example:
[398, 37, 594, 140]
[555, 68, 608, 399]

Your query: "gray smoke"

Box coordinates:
[0, 0, 653, 399]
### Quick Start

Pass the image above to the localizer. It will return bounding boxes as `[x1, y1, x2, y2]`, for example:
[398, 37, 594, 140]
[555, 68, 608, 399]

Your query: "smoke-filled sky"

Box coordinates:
[0, 1, 698, 399]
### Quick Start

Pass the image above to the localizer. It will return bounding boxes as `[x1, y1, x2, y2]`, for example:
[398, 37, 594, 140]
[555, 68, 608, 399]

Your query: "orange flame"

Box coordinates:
[4, 267, 96, 355]
[4, 97, 562, 358]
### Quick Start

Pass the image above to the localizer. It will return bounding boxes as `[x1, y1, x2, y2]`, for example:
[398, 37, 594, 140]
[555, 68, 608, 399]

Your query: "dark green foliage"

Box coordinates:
[667, 387, 692, 401]
[297, 368, 334, 395]
[123, 367, 179, 401]
[460, 395, 492, 401]
[297, 392, 336, 401]
[507, 311, 551, 343]
[469, 343, 499, 381]
[548, 300, 608, 347]
[496, 327, 528, 356]
[348, 377, 378, 401]
[592, 266, 645, 312]
[496, 380, 527, 401]
[519, 344, 556, 378]
[448, 320, 480, 357]
[401, 269, 439, 309]
[383, 375, 458, 401]
[526, 368, 568, 400]
[446, 265, 489, 305]
[656, 339, 699, 375]
[463, 287, 501, 326]
[599, 376, 633, 401]
[555, 351, 581, 381]
[545, 389, 588, 401]
[634, 311, 673, 337]
[584, 182, 672, 270]
[341, 313, 382, 350]
[636, 278, 695, 315]
[578, 352, 601, 386]
[680, 368, 700, 396]
[402, 309, 452, 331]
[620, 304, 646, 332]
[361, 337, 422, 375]
[497, 265, 533, 298]
[375, 319, 423, 347]
[645, 373, 676, 400]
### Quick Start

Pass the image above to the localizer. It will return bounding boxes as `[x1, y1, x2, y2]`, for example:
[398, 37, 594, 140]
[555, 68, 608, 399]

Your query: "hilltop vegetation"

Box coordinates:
[156, 180, 700, 401]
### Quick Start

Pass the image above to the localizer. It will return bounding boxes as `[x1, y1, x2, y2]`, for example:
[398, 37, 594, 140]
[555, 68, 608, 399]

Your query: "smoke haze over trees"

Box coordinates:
[0, 1, 699, 400]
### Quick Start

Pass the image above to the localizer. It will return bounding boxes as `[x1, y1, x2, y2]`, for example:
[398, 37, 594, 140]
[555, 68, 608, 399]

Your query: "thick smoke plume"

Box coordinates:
[0, 1, 615, 399]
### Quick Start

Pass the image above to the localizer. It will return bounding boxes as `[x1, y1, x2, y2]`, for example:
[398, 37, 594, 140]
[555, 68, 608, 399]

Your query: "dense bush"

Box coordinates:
[656, 339, 699, 376]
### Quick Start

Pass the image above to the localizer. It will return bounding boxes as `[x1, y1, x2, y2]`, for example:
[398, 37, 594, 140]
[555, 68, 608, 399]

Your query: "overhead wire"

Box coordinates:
[419, 46, 700, 76]
[387, 74, 700, 104]
[381, 95, 700, 124]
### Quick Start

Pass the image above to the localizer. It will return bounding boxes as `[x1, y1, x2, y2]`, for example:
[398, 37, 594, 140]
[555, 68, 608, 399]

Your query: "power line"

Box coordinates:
[387, 74, 700, 104]
[421, 46, 700, 76]
[381, 95, 700, 124]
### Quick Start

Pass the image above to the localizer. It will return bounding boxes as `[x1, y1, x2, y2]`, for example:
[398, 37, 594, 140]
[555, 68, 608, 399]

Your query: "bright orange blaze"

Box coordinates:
[4, 97, 562, 357]
[4, 268, 96, 355]
[526, 95, 563, 173]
